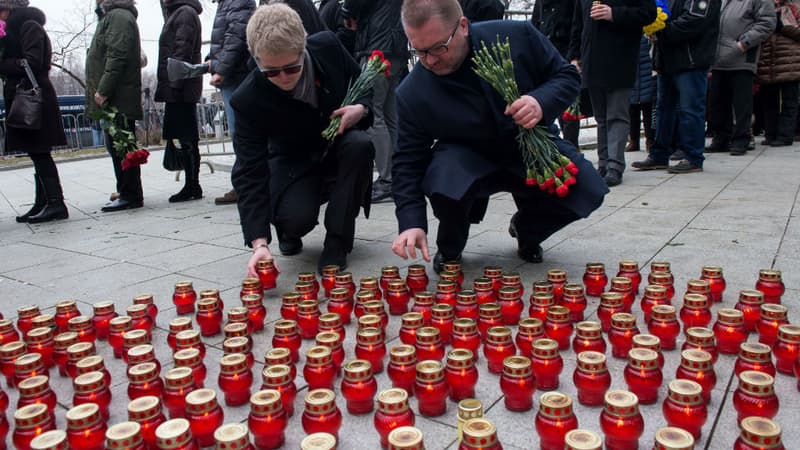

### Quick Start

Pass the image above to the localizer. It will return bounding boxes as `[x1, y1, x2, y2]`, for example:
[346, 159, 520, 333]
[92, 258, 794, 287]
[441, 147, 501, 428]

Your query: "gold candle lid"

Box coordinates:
[650, 261, 671, 273]
[319, 313, 342, 329]
[0, 319, 14, 333]
[518, 317, 544, 335]
[478, 303, 501, 317]
[457, 398, 483, 421]
[0, 340, 26, 359]
[415, 326, 440, 345]
[14, 403, 50, 428]
[363, 301, 387, 315]
[413, 291, 434, 305]
[682, 294, 708, 309]
[31, 315, 55, 330]
[334, 271, 353, 284]
[738, 342, 771, 362]
[128, 395, 162, 421]
[408, 264, 426, 276]
[388, 426, 424, 450]
[15, 352, 43, 372]
[381, 265, 400, 277]
[738, 370, 775, 396]
[632, 333, 661, 350]
[687, 279, 710, 294]
[297, 300, 320, 314]
[431, 303, 454, 319]
[758, 269, 782, 282]
[739, 417, 782, 448]
[485, 326, 512, 344]
[127, 362, 158, 383]
[261, 364, 292, 386]
[389, 345, 416, 365]
[73, 371, 106, 394]
[301, 432, 337, 450]
[576, 351, 607, 373]
[717, 308, 743, 325]
[250, 389, 283, 416]
[241, 276, 262, 290]
[358, 314, 382, 330]
[685, 327, 715, 346]
[264, 347, 291, 365]
[457, 290, 478, 304]
[30, 430, 68, 450]
[305, 345, 333, 366]
[105, 422, 143, 450]
[109, 316, 133, 332]
[653, 427, 695, 450]
[585, 263, 605, 274]
[538, 391, 573, 419]
[174, 280, 194, 292]
[26, 326, 53, 344]
[388, 279, 409, 292]
[611, 312, 637, 329]
[446, 349, 474, 370]
[242, 293, 263, 307]
[66, 403, 101, 429]
[461, 418, 498, 448]
[18, 375, 49, 397]
[564, 429, 602, 450]
[415, 360, 444, 383]
[610, 277, 633, 291]
[174, 348, 202, 366]
[315, 332, 341, 349]
[502, 355, 532, 378]
[498, 286, 521, 300]
[628, 348, 659, 370]
[165, 367, 195, 389]
[214, 423, 250, 448]
[453, 318, 477, 334]
[357, 327, 383, 345]
[124, 329, 151, 347]
[127, 344, 155, 364]
[644, 284, 668, 299]
[532, 338, 560, 358]
[651, 304, 677, 321]
[667, 379, 703, 405]
[377, 387, 409, 414]
[75, 355, 105, 376]
[701, 266, 723, 278]
[67, 315, 91, 330]
[127, 304, 149, 318]
[223, 322, 248, 339]
[760, 303, 788, 320]
[219, 353, 248, 374]
[575, 321, 602, 338]
[603, 390, 639, 416]
[304, 388, 338, 415]
[545, 305, 570, 322]
[224, 336, 252, 355]
[281, 291, 301, 305]
[185, 388, 219, 414]
[227, 306, 249, 321]
[199, 288, 221, 300]
[599, 292, 623, 307]
[54, 331, 79, 350]
[738, 289, 764, 305]
[18, 305, 41, 318]
[531, 293, 555, 308]
[155, 418, 194, 448]
[619, 260, 640, 271]
[321, 265, 340, 276]
[547, 269, 567, 282]
[532, 280, 553, 295]
[680, 349, 713, 371]
[343, 359, 373, 382]
[777, 324, 800, 343]
[296, 281, 316, 295]
[563, 283, 584, 297]
[196, 297, 219, 312]
[436, 280, 456, 293]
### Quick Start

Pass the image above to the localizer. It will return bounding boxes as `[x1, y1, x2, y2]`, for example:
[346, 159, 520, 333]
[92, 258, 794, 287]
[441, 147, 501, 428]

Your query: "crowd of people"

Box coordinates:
[3, 0, 798, 274]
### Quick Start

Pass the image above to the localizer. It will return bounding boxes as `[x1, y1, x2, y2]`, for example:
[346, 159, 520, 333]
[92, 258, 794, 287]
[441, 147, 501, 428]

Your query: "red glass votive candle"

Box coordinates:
[680, 293, 712, 331]
[583, 263, 607, 297]
[280, 292, 301, 321]
[226, 306, 252, 334]
[713, 308, 748, 354]
[0, 319, 20, 347]
[0, 340, 24, 386]
[128, 395, 167, 449]
[632, 334, 664, 368]
[224, 336, 255, 370]
[774, 324, 800, 374]
[684, 280, 712, 308]
[497, 286, 524, 326]
[302, 389, 343, 439]
[682, 327, 718, 363]
[65, 341, 95, 378]
[531, 338, 562, 390]
[52, 331, 77, 376]
[535, 392, 578, 450]
[400, 313, 424, 346]
[477, 303, 502, 340]
[296, 281, 318, 304]
[735, 342, 776, 377]
[108, 316, 132, 359]
[440, 272, 460, 294]
[75, 354, 112, 388]
[415, 360, 447, 417]
[200, 287, 225, 311]
[256, 258, 279, 290]
[544, 305, 573, 350]
[261, 364, 297, 417]
[218, 353, 253, 407]
[17, 375, 56, 414]
[185, 389, 225, 447]
[194, 298, 222, 337]
[241, 294, 266, 332]
[66, 403, 107, 450]
[430, 304, 454, 344]
[213, 423, 252, 450]
[363, 302, 390, 330]
[316, 332, 344, 374]
[734, 370, 779, 424]
[355, 327, 387, 373]
[516, 318, 544, 358]
[500, 271, 523, 296]
[663, 379, 706, 440]
[359, 277, 381, 303]
[380, 266, 401, 293]
[128, 362, 164, 401]
[640, 284, 669, 324]
[241, 276, 264, 300]
[735, 289, 765, 333]
[599, 390, 644, 450]
[355, 290, 375, 319]
[358, 316, 385, 343]
[172, 281, 197, 314]
[757, 303, 789, 346]
[173, 348, 206, 389]
[73, 371, 111, 420]
[122, 329, 152, 365]
[127, 344, 160, 374]
[455, 291, 479, 321]
[473, 278, 497, 305]
[560, 283, 587, 322]
[597, 292, 624, 332]
[564, 430, 602, 450]
[456, 399, 484, 444]
[67, 315, 96, 344]
[573, 351, 610, 406]
[29, 429, 69, 450]
[334, 272, 357, 298]
[528, 292, 554, 323]
[676, 349, 716, 402]
[699, 266, 726, 302]
[14, 352, 44, 387]
[755, 269, 785, 304]
[272, 320, 302, 363]
[388, 345, 417, 395]
[434, 280, 458, 307]
[105, 422, 146, 450]
[375, 390, 416, 449]
[297, 300, 322, 339]
[341, 360, 378, 414]
[321, 265, 340, 297]
[223, 322, 249, 346]
[532, 280, 554, 297]
[386, 280, 411, 315]
[500, 355, 535, 411]
[609, 313, 639, 359]
[446, 349, 478, 401]
[164, 367, 195, 419]
[13, 403, 55, 450]
[445, 261, 465, 287]
[460, 418, 501, 450]
[249, 389, 288, 450]
[545, 269, 567, 302]
[609, 277, 635, 312]
[327, 288, 354, 325]
[264, 347, 295, 377]
[452, 318, 481, 361]
[736, 417, 784, 450]
[91, 301, 116, 341]
[484, 326, 516, 374]
[25, 327, 55, 369]
[649, 261, 674, 287]
[624, 348, 662, 404]
[405, 264, 429, 296]
[617, 260, 642, 294]
[30, 316, 54, 336]
[54, 300, 80, 333]
[304, 346, 337, 390]
[648, 304, 680, 350]
[297, 271, 320, 296]
[482, 266, 502, 293]
[155, 418, 199, 450]
[411, 291, 434, 324]
[133, 294, 158, 323]
[415, 326, 444, 362]
[572, 321, 605, 355]
[17, 305, 40, 337]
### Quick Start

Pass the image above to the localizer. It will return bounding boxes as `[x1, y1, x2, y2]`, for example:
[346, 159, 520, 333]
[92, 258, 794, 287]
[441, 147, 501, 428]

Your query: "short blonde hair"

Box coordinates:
[401, 0, 463, 29]
[246, 3, 307, 57]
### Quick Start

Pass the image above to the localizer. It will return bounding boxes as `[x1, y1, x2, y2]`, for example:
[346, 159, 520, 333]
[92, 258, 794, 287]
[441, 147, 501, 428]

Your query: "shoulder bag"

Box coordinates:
[6, 59, 43, 130]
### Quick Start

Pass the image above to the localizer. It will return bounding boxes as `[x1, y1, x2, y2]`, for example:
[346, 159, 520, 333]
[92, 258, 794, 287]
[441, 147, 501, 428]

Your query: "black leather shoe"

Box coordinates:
[371, 190, 393, 203]
[518, 243, 543, 263]
[704, 140, 729, 153]
[632, 157, 669, 170]
[669, 150, 686, 161]
[101, 198, 143, 212]
[169, 185, 203, 203]
[279, 237, 303, 256]
[603, 169, 622, 187]
[433, 251, 461, 275]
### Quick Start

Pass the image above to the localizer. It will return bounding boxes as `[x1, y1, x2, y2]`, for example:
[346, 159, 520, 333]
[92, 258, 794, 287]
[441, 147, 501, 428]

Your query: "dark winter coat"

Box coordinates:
[531, 0, 576, 56]
[208, 0, 255, 87]
[155, 0, 203, 103]
[85, 0, 143, 120]
[630, 35, 655, 104]
[757, 2, 800, 84]
[230, 31, 374, 245]
[459, 0, 506, 22]
[259, 0, 327, 35]
[347, 0, 408, 60]
[653, 0, 721, 75]
[319, 0, 356, 54]
[712, 0, 775, 73]
[0, 7, 66, 153]
[568, 0, 657, 88]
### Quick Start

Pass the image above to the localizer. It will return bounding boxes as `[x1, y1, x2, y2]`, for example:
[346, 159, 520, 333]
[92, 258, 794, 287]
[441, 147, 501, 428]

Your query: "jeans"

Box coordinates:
[367, 57, 406, 193]
[219, 85, 237, 138]
[589, 87, 631, 174]
[650, 70, 708, 167]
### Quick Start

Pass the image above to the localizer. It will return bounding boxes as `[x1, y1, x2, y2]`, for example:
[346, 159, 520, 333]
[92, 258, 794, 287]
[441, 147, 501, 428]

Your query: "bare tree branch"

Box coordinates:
[51, 62, 86, 90]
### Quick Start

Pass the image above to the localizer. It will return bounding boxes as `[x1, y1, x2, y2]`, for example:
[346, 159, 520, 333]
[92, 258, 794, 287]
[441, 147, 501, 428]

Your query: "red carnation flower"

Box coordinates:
[566, 162, 579, 175]
[556, 185, 569, 197]
[526, 177, 536, 186]
[370, 50, 386, 61]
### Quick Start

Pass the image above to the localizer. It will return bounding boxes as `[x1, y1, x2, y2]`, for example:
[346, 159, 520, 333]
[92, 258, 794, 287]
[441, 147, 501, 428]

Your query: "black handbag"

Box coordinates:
[6, 59, 43, 130]
[162, 139, 186, 171]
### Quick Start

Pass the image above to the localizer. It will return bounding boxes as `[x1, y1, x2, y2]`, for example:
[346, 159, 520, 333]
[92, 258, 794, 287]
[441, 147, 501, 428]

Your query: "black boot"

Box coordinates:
[169, 141, 203, 203]
[16, 174, 45, 223]
[28, 175, 68, 223]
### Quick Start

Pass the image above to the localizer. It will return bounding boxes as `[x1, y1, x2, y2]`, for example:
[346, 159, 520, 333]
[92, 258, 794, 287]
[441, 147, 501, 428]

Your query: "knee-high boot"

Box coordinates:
[169, 140, 203, 203]
[28, 174, 68, 223]
[16, 174, 45, 223]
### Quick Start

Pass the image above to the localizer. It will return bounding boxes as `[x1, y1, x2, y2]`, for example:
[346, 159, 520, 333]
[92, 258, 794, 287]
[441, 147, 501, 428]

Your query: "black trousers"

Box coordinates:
[760, 82, 799, 143]
[272, 130, 374, 251]
[558, 117, 580, 148]
[708, 70, 754, 150]
[430, 171, 581, 258]
[29, 152, 59, 179]
[105, 121, 143, 202]
[629, 102, 654, 144]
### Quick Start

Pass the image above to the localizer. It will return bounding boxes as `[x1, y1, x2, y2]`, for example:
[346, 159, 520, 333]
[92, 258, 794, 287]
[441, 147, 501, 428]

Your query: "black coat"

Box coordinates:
[630, 36, 655, 104]
[230, 31, 374, 245]
[653, 0, 721, 75]
[531, 0, 575, 56]
[319, 0, 356, 55]
[568, 0, 656, 88]
[348, 0, 408, 60]
[0, 7, 66, 154]
[208, 0, 255, 87]
[260, 0, 327, 35]
[155, 0, 203, 103]
[460, 0, 506, 22]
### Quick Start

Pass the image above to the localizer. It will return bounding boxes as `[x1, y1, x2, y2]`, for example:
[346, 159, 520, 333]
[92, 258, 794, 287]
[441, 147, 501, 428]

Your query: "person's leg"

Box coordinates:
[706, 70, 731, 150]
[633, 74, 674, 168]
[169, 139, 203, 202]
[219, 85, 237, 138]
[604, 87, 632, 181]
[510, 188, 581, 259]
[119, 120, 143, 203]
[729, 70, 755, 154]
[761, 84, 780, 144]
[775, 82, 799, 145]
[672, 70, 707, 170]
[368, 72, 394, 201]
[27, 152, 68, 223]
[562, 118, 580, 149]
[588, 88, 609, 176]
[15, 172, 44, 222]
[628, 103, 642, 151]
[642, 102, 655, 146]
[105, 130, 123, 194]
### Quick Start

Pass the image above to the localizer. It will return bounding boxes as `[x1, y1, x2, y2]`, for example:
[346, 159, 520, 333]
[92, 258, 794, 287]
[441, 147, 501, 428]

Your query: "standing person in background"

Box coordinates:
[156, 0, 203, 203]
[627, 35, 656, 152]
[0, 0, 68, 223]
[458, 0, 505, 21]
[86, 0, 144, 212]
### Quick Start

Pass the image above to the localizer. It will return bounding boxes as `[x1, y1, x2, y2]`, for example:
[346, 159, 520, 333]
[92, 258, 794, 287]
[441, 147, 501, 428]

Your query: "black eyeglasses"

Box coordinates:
[408, 21, 460, 58]
[254, 57, 304, 78]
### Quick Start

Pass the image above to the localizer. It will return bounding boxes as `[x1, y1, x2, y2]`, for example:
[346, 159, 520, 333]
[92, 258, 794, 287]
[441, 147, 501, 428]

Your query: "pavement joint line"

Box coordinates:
[703, 364, 738, 450]
[771, 182, 800, 268]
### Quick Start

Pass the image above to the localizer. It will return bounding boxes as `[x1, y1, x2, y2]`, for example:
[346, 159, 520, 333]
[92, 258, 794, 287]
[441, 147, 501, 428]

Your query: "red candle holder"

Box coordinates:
[304, 346, 337, 390]
[496, 287, 523, 326]
[501, 272, 523, 296]
[356, 328, 387, 373]
[685, 279, 712, 307]
[430, 304, 454, 344]
[544, 305, 573, 350]
[483, 266, 503, 293]
[280, 292, 301, 321]
[122, 329, 152, 365]
[516, 318, 544, 358]
[321, 265, 340, 297]
[484, 326, 516, 374]
[185, 388, 225, 447]
[564, 430, 602, 450]
[411, 291, 434, 324]
[65, 341, 95, 379]
[757, 303, 788, 346]
[616, 260, 642, 294]
[66, 403, 107, 450]
[531, 338, 563, 390]
[214, 423, 252, 450]
[359, 276, 382, 302]
[414, 326, 444, 362]
[388, 345, 417, 395]
[261, 364, 297, 417]
[67, 316, 96, 344]
[155, 418, 199, 450]
[13, 403, 55, 450]
[535, 392, 579, 450]
[194, 298, 222, 337]
[415, 360, 448, 417]
[73, 371, 111, 420]
[599, 390, 644, 450]
[561, 284, 587, 322]
[386, 280, 411, 316]
[624, 348, 662, 404]
[402, 265, 429, 298]
[400, 313, 424, 346]
[296, 271, 320, 296]
[105, 316, 130, 359]
[133, 294, 158, 323]
[0, 319, 20, 347]
[682, 327, 718, 363]
[699, 266, 726, 302]
[456, 399, 484, 444]
[327, 288, 354, 325]
[609, 277, 635, 313]
[272, 320, 302, 363]
[680, 293, 712, 331]
[597, 292, 624, 332]
[434, 280, 457, 307]
[224, 336, 255, 370]
[663, 379, 706, 440]
[640, 285, 669, 323]
[297, 300, 321, 339]
[532, 280, 554, 297]
[90, 301, 116, 341]
[460, 418, 502, 450]
[528, 292, 555, 323]
[546, 269, 567, 303]
[249, 389, 288, 450]
[473, 278, 497, 305]
[334, 272, 357, 298]
[583, 263, 607, 297]
[172, 281, 197, 315]
[609, 313, 639, 359]
[648, 305, 680, 350]
[649, 260, 673, 282]
[54, 300, 80, 333]
[676, 349, 716, 403]
[0, 341, 24, 386]
[446, 349, 478, 401]
[355, 290, 375, 318]
[16, 305, 40, 337]
[445, 261, 465, 287]
[14, 353, 44, 387]
[774, 324, 800, 374]
[375, 389, 416, 449]
[500, 355, 535, 411]
[174, 348, 206, 389]
[755, 269, 785, 304]
[302, 389, 342, 439]
[264, 347, 295, 377]
[164, 367, 195, 419]
[380, 266, 401, 293]
[573, 351, 610, 406]
[128, 395, 167, 449]
[455, 291, 479, 321]
[632, 334, 664, 368]
[218, 353, 253, 407]
[17, 375, 56, 414]
[572, 321, 606, 355]
[735, 289, 765, 333]
[477, 303, 502, 340]
[30, 316, 54, 335]
[25, 327, 55, 370]
[106, 422, 146, 450]
[226, 306, 252, 334]
[734, 370, 779, 423]
[359, 315, 385, 341]
[713, 308, 748, 354]
[363, 302, 390, 330]
[297, 281, 319, 302]
[316, 332, 344, 374]
[735, 417, 784, 450]
[735, 342, 776, 377]
[452, 318, 481, 361]
[127, 362, 164, 401]
[256, 258, 279, 290]
[127, 344, 160, 373]
[341, 360, 378, 414]
[241, 276, 264, 300]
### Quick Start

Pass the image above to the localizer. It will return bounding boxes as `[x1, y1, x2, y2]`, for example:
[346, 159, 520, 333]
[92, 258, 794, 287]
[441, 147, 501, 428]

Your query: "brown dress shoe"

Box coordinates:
[214, 189, 238, 205]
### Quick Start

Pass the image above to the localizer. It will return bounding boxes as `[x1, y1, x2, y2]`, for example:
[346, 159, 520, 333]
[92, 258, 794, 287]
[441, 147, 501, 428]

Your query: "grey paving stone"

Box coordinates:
[130, 243, 246, 273]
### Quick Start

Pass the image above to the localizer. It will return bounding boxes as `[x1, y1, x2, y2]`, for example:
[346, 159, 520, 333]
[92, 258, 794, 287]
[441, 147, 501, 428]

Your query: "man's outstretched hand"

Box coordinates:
[247, 239, 279, 278]
[392, 228, 431, 262]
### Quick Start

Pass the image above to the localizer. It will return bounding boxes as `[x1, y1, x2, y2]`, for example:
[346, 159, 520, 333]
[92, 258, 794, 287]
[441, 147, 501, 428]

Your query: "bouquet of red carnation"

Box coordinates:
[90, 106, 149, 171]
[561, 98, 585, 121]
[472, 37, 578, 198]
[321, 50, 390, 142]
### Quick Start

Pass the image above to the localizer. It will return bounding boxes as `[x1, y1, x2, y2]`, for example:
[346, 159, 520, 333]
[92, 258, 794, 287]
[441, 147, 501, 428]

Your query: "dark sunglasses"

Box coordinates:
[254, 57, 304, 78]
